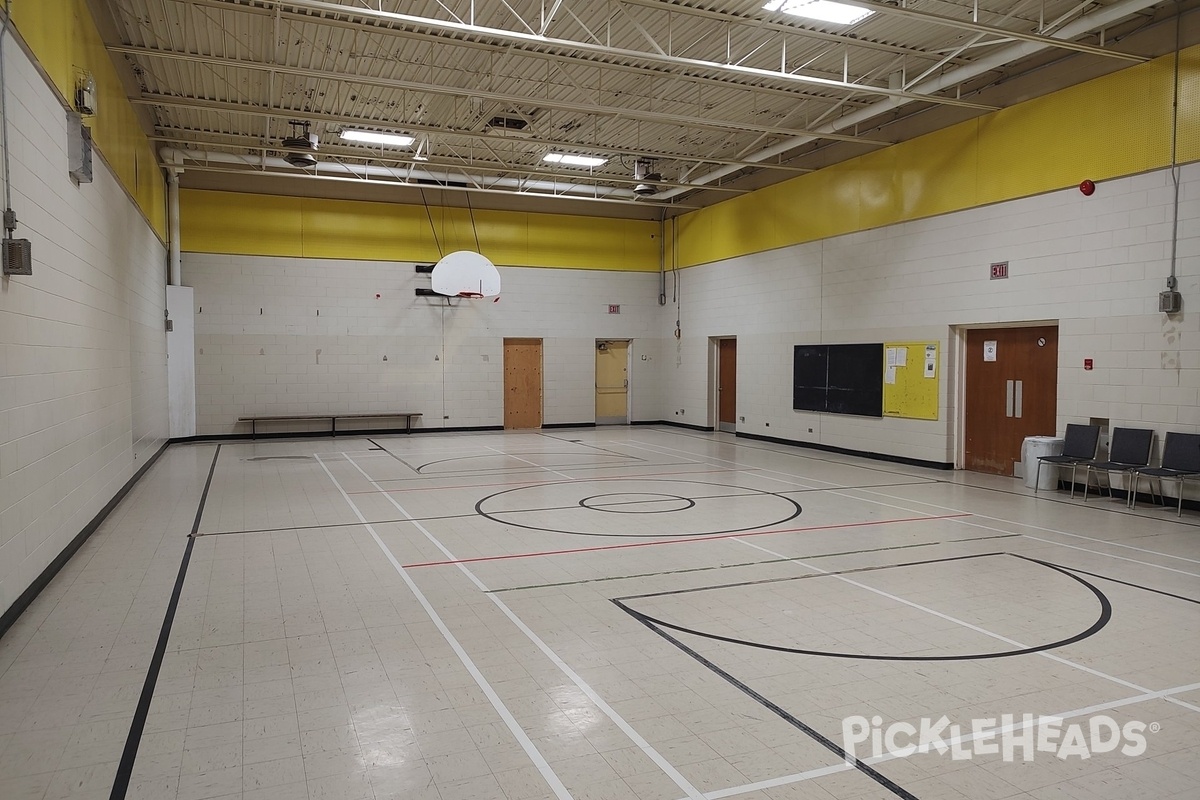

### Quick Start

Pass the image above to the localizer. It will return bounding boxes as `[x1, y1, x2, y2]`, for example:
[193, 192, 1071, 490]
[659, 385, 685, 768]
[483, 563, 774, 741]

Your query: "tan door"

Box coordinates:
[595, 341, 629, 424]
[504, 338, 543, 429]
[964, 326, 1058, 474]
[718, 339, 737, 432]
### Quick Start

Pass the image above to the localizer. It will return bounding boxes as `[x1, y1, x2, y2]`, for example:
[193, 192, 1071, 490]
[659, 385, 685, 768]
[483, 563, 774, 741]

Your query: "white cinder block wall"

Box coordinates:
[0, 41, 169, 614]
[663, 164, 1200, 468]
[183, 254, 663, 433]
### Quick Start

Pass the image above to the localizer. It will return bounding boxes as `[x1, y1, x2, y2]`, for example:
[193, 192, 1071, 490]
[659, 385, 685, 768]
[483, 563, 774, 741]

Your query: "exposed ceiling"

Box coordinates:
[88, 0, 1190, 219]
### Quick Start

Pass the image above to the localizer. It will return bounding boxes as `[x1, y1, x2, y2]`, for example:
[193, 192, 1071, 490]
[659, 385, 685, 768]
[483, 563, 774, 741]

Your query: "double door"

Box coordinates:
[964, 326, 1058, 475]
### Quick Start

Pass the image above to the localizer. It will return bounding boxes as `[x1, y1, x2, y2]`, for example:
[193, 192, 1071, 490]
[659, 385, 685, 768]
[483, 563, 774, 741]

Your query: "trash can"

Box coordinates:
[1022, 436, 1065, 490]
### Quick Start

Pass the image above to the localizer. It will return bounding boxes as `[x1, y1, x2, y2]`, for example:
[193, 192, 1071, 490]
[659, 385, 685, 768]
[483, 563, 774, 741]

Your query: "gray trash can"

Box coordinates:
[1022, 436, 1065, 490]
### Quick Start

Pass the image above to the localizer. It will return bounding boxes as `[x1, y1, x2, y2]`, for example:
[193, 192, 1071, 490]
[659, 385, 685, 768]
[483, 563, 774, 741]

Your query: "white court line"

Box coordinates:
[690, 679, 1200, 800]
[484, 444, 576, 480]
[314, 453, 575, 800]
[342, 453, 707, 800]
[731, 536, 1200, 715]
[1018, 535, 1200, 579]
[629, 438, 1200, 575]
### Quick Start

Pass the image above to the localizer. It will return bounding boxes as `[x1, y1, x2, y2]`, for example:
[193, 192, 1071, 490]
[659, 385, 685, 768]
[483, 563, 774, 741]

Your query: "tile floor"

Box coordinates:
[1, 427, 1199, 800]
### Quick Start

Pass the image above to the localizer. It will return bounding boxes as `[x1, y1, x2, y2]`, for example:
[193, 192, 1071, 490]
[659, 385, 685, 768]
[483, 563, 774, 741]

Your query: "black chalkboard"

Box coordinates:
[793, 343, 883, 417]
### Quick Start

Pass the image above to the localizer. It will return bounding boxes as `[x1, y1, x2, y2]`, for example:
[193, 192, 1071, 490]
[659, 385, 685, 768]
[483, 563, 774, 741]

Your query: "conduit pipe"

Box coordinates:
[656, 0, 1164, 201]
[167, 167, 181, 286]
[158, 148, 632, 200]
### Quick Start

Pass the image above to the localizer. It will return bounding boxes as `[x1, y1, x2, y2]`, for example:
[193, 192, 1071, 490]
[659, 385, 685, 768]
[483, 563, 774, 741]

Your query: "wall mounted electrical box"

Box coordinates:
[2, 238, 33, 276]
[1159, 291, 1182, 314]
[67, 112, 93, 184]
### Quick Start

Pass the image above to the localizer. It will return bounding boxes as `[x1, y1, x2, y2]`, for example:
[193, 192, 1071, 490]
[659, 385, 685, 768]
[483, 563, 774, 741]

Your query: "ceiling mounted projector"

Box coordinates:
[282, 120, 318, 168]
[633, 158, 661, 196]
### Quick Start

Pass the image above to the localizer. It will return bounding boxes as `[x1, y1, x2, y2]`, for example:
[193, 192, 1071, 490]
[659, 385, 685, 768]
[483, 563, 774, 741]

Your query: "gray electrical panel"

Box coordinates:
[2, 238, 32, 276]
[67, 112, 93, 184]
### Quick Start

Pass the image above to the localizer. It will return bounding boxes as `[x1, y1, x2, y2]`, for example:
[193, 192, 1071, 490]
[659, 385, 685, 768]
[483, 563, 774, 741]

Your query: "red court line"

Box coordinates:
[401, 513, 973, 569]
[345, 467, 749, 495]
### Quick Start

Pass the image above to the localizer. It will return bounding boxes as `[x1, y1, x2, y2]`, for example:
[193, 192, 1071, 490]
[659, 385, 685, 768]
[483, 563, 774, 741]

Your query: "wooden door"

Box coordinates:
[595, 341, 629, 424]
[504, 338, 543, 429]
[718, 339, 737, 432]
[964, 326, 1058, 474]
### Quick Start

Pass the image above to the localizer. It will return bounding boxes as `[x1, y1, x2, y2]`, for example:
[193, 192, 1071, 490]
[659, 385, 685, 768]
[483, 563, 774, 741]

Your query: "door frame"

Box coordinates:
[708, 336, 736, 432]
[595, 339, 632, 425]
[953, 320, 1059, 469]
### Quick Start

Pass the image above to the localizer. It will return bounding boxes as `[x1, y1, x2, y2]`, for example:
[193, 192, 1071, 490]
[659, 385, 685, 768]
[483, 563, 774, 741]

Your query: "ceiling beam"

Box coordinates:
[176, 0, 999, 110]
[114, 45, 909, 143]
[834, 0, 1148, 62]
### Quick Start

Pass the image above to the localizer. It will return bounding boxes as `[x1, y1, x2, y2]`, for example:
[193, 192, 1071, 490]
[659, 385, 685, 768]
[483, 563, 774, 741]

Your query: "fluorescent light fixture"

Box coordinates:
[763, 0, 874, 25]
[543, 152, 608, 168]
[339, 129, 415, 147]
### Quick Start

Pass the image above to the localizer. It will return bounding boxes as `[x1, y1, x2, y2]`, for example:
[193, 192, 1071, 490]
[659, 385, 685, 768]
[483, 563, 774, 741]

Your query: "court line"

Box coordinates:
[399, 513, 972, 569]
[340, 453, 708, 800]
[628, 439, 1200, 576]
[314, 453, 575, 800]
[485, 444, 575, 479]
[488, 535, 1020, 593]
[1033, 561, 1200, 606]
[616, 601, 920, 800]
[691, 678, 1200, 800]
[364, 460, 696, 483]
[731, 537, 1200, 715]
[111, 444, 221, 800]
[345, 466, 746, 495]
[1019, 535, 1200, 579]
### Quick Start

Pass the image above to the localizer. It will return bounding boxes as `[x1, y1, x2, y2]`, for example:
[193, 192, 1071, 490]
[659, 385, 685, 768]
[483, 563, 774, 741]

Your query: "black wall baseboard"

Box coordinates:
[736, 431, 955, 471]
[543, 422, 598, 429]
[171, 424, 505, 444]
[632, 420, 716, 432]
[0, 440, 171, 640]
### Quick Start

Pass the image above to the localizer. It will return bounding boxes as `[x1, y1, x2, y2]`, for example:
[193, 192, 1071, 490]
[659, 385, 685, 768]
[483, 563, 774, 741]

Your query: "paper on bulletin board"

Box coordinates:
[882, 341, 938, 420]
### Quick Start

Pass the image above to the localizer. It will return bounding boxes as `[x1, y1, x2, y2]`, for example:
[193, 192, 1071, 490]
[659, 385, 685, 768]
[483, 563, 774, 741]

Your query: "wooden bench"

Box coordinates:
[238, 412, 422, 438]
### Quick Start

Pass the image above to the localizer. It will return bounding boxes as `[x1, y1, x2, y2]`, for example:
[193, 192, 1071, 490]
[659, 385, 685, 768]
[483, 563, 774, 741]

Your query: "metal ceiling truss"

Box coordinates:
[96, 0, 1163, 209]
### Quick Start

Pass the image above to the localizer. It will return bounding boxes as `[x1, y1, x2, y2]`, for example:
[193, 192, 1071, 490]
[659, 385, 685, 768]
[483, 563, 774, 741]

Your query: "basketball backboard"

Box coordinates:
[431, 251, 501, 298]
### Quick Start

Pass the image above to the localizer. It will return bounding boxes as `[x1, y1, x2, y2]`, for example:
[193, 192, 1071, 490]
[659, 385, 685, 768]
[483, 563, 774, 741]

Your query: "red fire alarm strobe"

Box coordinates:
[1084, 358, 1094, 371]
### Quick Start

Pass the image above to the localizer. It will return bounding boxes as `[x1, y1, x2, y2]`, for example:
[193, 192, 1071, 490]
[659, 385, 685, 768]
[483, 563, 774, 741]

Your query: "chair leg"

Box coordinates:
[1130, 473, 1139, 509]
[1068, 464, 1078, 499]
[1035, 461, 1042, 493]
[1082, 468, 1091, 502]
[1178, 478, 1185, 518]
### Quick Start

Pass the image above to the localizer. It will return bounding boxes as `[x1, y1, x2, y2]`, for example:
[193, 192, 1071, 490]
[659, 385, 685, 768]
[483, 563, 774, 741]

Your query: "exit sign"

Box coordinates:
[990, 261, 1009, 280]
[608, 304, 621, 314]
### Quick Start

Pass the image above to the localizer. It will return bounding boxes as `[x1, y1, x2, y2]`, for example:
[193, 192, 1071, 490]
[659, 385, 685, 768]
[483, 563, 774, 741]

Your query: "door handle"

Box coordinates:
[1006, 380, 1014, 418]
[1014, 380, 1023, 419]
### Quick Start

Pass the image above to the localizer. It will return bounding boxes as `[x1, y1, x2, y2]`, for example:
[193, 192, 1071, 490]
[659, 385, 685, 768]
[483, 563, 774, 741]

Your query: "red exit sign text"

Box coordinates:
[990, 261, 1009, 280]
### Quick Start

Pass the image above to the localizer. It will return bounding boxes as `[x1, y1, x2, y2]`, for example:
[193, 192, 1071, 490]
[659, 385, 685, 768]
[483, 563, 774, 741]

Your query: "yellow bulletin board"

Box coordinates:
[882, 342, 939, 420]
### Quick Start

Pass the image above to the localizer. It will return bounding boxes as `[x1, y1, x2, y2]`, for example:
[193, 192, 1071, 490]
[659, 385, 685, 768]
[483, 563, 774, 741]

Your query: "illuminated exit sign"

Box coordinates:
[990, 261, 1009, 280]
[608, 304, 621, 314]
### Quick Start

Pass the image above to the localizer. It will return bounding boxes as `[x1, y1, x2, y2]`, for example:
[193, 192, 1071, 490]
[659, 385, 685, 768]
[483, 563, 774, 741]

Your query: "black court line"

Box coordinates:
[617, 552, 999, 601]
[773, 480, 942, 495]
[414, 450, 644, 474]
[192, 487, 794, 538]
[487, 534, 1022, 593]
[537, 430, 655, 460]
[618, 553, 1113, 662]
[363, 459, 697, 483]
[651, 426, 1200, 529]
[1011, 554, 1200, 607]
[110, 444, 221, 800]
[366, 438, 421, 473]
[615, 599, 921, 800]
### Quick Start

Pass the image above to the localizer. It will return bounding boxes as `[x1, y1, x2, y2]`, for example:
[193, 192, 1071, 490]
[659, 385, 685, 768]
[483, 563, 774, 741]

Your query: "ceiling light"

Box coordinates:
[543, 152, 608, 168]
[763, 0, 874, 25]
[339, 129, 415, 147]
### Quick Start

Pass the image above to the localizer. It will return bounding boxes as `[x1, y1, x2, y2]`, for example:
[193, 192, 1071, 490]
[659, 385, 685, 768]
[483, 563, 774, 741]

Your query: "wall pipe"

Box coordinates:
[168, 167, 181, 286]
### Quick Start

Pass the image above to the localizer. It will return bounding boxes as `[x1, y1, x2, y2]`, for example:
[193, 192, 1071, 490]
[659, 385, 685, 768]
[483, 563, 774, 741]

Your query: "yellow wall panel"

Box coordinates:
[182, 191, 303, 257]
[299, 198, 436, 261]
[673, 45, 1195, 269]
[14, 0, 167, 239]
[181, 190, 660, 270]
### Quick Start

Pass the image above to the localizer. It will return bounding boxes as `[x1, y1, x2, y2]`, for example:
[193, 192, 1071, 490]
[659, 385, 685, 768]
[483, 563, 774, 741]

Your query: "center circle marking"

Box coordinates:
[578, 492, 696, 513]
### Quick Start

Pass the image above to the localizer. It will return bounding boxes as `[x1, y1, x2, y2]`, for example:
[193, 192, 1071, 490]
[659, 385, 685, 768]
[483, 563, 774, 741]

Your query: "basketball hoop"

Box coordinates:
[457, 291, 484, 298]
